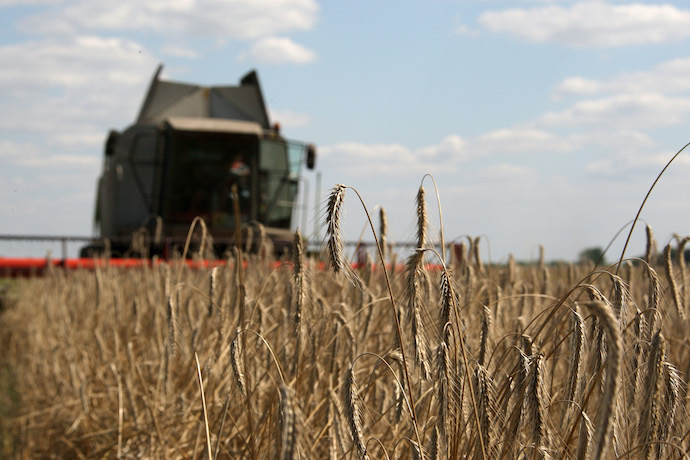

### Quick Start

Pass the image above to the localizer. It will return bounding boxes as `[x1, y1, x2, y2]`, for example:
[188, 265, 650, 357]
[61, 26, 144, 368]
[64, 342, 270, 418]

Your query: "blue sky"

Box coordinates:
[1, 0, 689, 262]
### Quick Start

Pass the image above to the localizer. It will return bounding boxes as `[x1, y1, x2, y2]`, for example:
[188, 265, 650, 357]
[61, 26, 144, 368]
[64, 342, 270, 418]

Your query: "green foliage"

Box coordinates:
[579, 246, 606, 265]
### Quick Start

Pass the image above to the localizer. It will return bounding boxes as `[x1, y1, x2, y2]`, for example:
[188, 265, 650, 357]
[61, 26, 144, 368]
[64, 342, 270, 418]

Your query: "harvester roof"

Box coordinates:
[165, 116, 263, 136]
[136, 65, 270, 129]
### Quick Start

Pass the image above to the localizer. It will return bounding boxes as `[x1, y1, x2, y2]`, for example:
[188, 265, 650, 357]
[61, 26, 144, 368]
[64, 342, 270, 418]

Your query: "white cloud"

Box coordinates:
[0, 140, 98, 169]
[553, 77, 603, 98]
[476, 163, 537, 182]
[0, 140, 41, 160]
[554, 56, 690, 98]
[585, 148, 690, 177]
[454, 24, 480, 37]
[0, 0, 58, 4]
[19, 0, 319, 40]
[240, 37, 316, 64]
[479, 2, 690, 47]
[269, 109, 312, 128]
[160, 44, 199, 58]
[18, 153, 99, 168]
[0, 36, 155, 89]
[0, 36, 156, 139]
[320, 135, 468, 177]
[417, 135, 466, 161]
[473, 128, 573, 154]
[539, 93, 690, 129]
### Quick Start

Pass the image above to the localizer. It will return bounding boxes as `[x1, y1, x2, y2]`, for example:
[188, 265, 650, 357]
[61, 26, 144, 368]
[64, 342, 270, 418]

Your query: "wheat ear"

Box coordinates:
[435, 341, 451, 459]
[579, 301, 622, 460]
[526, 352, 549, 451]
[562, 309, 585, 426]
[278, 384, 297, 460]
[477, 305, 492, 366]
[292, 231, 305, 378]
[326, 185, 347, 274]
[645, 265, 661, 334]
[405, 251, 432, 379]
[472, 364, 495, 460]
[658, 361, 682, 457]
[379, 206, 388, 263]
[344, 365, 369, 460]
[575, 410, 593, 460]
[663, 243, 684, 319]
[676, 236, 688, 308]
[208, 266, 218, 317]
[637, 330, 665, 460]
[644, 223, 656, 263]
[499, 350, 529, 459]
[230, 329, 247, 396]
[415, 185, 428, 249]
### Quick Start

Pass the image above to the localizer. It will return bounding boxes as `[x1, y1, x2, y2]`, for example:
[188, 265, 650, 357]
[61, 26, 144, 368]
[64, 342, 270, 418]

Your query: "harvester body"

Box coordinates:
[89, 65, 314, 256]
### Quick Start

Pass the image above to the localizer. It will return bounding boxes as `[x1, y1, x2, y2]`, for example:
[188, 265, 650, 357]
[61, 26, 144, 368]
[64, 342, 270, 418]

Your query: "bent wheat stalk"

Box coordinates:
[615, 141, 690, 274]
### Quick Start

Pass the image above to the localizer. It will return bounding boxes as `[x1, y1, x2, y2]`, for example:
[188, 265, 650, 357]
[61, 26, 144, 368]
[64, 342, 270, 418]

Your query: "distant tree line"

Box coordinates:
[578, 245, 690, 266]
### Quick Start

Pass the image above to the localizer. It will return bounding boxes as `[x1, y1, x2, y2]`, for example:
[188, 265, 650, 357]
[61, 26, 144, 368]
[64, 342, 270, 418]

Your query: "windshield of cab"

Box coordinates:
[162, 130, 258, 228]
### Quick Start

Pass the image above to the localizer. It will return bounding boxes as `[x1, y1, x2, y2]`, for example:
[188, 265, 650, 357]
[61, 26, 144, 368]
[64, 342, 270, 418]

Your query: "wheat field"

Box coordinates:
[1, 184, 689, 459]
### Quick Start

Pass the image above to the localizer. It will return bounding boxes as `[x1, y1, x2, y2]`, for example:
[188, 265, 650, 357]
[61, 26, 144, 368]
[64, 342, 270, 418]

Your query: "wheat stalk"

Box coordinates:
[194, 353, 213, 460]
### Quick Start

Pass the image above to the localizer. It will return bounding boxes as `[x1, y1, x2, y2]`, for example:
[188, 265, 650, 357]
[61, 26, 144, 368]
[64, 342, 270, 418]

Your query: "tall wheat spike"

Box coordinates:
[499, 350, 529, 459]
[326, 184, 347, 274]
[610, 275, 628, 323]
[645, 265, 661, 335]
[663, 243, 684, 319]
[292, 231, 305, 378]
[208, 266, 218, 317]
[477, 305, 492, 366]
[637, 331, 665, 460]
[575, 411, 593, 460]
[676, 236, 688, 309]
[344, 365, 369, 460]
[645, 224, 656, 264]
[658, 361, 682, 458]
[278, 385, 297, 460]
[435, 341, 451, 459]
[562, 309, 585, 426]
[416, 186, 428, 249]
[379, 206, 388, 263]
[472, 364, 495, 460]
[230, 330, 247, 397]
[439, 270, 453, 344]
[580, 301, 622, 460]
[525, 352, 549, 452]
[405, 251, 432, 379]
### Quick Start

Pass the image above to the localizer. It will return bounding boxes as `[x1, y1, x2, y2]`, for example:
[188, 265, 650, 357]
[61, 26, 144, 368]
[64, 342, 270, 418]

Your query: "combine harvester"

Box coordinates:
[1, 66, 317, 276]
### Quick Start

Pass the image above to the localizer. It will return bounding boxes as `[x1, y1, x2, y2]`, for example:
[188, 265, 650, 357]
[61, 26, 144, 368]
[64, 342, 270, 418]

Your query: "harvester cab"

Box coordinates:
[85, 65, 316, 257]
